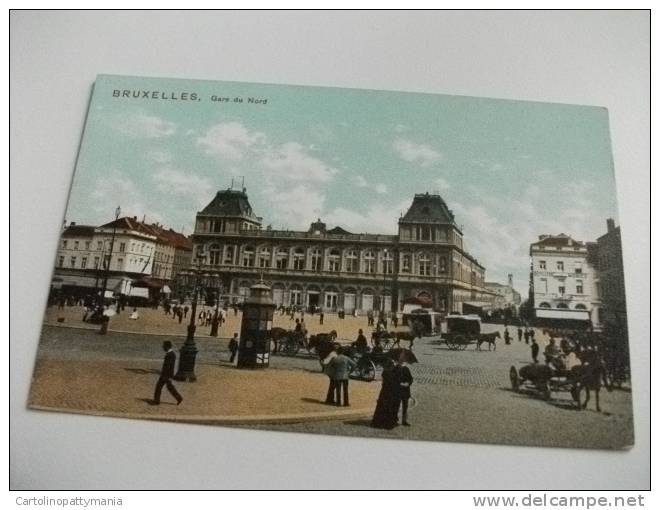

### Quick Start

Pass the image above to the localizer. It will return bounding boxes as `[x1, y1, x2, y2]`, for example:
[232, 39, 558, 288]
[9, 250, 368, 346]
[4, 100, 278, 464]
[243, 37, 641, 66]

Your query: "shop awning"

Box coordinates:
[535, 308, 590, 321]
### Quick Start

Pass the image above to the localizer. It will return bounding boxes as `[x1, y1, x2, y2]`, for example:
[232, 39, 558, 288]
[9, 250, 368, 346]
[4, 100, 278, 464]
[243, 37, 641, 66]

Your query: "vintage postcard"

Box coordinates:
[28, 74, 633, 449]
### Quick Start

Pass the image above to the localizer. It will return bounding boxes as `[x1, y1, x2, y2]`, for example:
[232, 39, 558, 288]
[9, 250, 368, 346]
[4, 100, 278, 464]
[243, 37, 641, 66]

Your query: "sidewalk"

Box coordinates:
[28, 358, 380, 425]
[42, 305, 402, 341]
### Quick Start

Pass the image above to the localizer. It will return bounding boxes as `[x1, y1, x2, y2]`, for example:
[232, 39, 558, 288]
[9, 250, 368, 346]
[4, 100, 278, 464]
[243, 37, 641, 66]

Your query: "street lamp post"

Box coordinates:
[99, 206, 121, 309]
[175, 253, 204, 382]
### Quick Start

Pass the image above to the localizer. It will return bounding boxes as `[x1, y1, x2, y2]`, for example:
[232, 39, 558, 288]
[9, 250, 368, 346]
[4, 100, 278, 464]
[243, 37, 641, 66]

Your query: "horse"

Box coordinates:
[393, 331, 416, 349]
[268, 327, 291, 353]
[570, 349, 612, 412]
[307, 330, 338, 355]
[476, 331, 500, 351]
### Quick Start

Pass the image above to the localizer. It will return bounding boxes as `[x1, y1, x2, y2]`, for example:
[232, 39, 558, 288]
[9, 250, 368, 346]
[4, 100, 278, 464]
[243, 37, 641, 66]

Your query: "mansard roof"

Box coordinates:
[400, 193, 456, 224]
[531, 233, 585, 249]
[62, 224, 96, 237]
[199, 189, 261, 222]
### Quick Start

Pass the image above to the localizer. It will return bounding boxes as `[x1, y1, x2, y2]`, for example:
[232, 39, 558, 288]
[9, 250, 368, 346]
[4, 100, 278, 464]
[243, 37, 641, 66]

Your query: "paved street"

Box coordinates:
[32, 321, 634, 449]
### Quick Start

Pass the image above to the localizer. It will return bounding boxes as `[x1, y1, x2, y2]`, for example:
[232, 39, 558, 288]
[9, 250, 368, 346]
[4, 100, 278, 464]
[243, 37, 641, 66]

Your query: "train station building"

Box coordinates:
[183, 188, 493, 314]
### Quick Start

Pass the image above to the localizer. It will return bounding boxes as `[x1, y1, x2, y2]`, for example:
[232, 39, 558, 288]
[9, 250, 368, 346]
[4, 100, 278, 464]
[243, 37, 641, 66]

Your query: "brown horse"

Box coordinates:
[476, 331, 500, 351]
[570, 349, 612, 412]
[392, 331, 416, 349]
[268, 327, 290, 353]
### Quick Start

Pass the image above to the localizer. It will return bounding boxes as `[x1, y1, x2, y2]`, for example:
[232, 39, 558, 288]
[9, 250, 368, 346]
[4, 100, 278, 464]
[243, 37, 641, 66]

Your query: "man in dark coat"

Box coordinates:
[153, 340, 182, 405]
[394, 357, 413, 426]
[531, 338, 540, 363]
[228, 333, 239, 363]
[517, 327, 523, 342]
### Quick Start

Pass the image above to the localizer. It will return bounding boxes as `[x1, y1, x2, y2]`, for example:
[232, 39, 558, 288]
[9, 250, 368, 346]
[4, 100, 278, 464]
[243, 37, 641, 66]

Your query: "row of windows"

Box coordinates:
[201, 245, 452, 276]
[57, 255, 149, 271]
[536, 278, 584, 295]
[61, 239, 153, 254]
[538, 302, 588, 310]
[536, 259, 583, 273]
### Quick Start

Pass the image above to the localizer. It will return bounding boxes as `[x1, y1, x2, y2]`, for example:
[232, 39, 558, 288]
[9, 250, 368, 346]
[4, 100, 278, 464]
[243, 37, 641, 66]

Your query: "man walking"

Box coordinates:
[153, 341, 182, 405]
[319, 311, 324, 325]
[330, 346, 357, 406]
[531, 337, 539, 363]
[517, 327, 523, 342]
[228, 333, 239, 364]
[183, 305, 189, 318]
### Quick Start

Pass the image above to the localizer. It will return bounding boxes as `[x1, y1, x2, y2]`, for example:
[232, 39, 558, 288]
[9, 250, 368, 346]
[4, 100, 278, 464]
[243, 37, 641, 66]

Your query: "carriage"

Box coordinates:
[441, 315, 482, 350]
[509, 362, 579, 401]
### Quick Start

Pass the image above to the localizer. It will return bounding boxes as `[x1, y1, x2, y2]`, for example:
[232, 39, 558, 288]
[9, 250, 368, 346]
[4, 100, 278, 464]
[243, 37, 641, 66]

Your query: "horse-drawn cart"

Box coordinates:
[509, 363, 578, 401]
[441, 315, 481, 350]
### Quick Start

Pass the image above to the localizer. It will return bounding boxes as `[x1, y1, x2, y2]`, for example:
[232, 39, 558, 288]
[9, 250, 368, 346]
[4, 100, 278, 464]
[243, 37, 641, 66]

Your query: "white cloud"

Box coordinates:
[260, 142, 338, 183]
[152, 168, 212, 203]
[394, 124, 410, 133]
[196, 122, 265, 161]
[325, 199, 410, 235]
[351, 175, 368, 187]
[393, 138, 443, 167]
[434, 177, 451, 190]
[375, 183, 388, 194]
[260, 184, 325, 230]
[109, 112, 176, 138]
[89, 170, 161, 225]
[146, 150, 173, 164]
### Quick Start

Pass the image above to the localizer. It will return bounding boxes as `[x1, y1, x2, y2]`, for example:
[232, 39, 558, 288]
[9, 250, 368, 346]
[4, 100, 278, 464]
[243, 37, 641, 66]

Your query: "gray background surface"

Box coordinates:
[10, 10, 650, 489]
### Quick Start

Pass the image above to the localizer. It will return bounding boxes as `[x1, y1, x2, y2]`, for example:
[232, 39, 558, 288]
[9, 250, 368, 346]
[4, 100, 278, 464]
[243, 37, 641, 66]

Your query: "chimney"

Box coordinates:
[508, 273, 513, 287]
[606, 218, 616, 233]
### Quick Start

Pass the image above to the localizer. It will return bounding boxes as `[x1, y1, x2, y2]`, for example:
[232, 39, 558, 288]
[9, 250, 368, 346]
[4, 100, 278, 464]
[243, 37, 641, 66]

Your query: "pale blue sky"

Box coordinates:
[66, 74, 620, 294]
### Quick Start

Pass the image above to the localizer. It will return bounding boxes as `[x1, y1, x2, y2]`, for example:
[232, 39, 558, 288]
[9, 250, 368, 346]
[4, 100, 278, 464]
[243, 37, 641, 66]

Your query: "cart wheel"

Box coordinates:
[459, 338, 469, 351]
[453, 335, 466, 350]
[541, 382, 551, 401]
[509, 366, 520, 392]
[361, 359, 377, 381]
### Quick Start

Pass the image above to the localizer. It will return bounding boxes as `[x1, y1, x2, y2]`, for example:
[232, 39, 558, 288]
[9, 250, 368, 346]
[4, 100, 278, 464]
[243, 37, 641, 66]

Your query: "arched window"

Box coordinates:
[290, 284, 303, 306]
[223, 245, 235, 265]
[538, 302, 551, 308]
[242, 246, 255, 267]
[363, 250, 376, 273]
[275, 247, 288, 269]
[311, 248, 322, 272]
[574, 304, 587, 310]
[418, 252, 431, 276]
[293, 247, 305, 270]
[328, 249, 341, 271]
[382, 249, 393, 274]
[345, 249, 358, 272]
[258, 246, 270, 268]
[556, 303, 569, 309]
[209, 243, 221, 265]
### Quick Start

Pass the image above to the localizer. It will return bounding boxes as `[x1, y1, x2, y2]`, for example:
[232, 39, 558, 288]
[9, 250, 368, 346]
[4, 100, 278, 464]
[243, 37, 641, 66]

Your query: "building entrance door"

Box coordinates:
[343, 294, 355, 313]
[324, 292, 338, 311]
[362, 294, 373, 311]
[308, 292, 320, 310]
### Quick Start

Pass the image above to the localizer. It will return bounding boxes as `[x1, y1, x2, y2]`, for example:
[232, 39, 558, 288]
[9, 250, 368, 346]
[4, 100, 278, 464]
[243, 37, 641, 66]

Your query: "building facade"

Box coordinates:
[529, 233, 601, 328]
[595, 218, 628, 329]
[186, 189, 491, 314]
[484, 274, 522, 312]
[53, 217, 190, 300]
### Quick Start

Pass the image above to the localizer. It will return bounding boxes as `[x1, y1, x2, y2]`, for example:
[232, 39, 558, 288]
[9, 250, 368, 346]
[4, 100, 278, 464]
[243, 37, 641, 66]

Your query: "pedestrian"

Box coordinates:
[294, 318, 302, 334]
[371, 358, 400, 429]
[321, 347, 338, 404]
[330, 346, 357, 406]
[206, 310, 212, 327]
[530, 328, 536, 341]
[198, 309, 205, 325]
[152, 340, 183, 406]
[319, 311, 324, 325]
[504, 328, 511, 345]
[524, 328, 530, 344]
[531, 338, 539, 363]
[183, 305, 189, 318]
[228, 333, 239, 363]
[517, 327, 523, 342]
[177, 308, 183, 324]
[352, 329, 368, 353]
[394, 353, 413, 426]
[392, 314, 398, 328]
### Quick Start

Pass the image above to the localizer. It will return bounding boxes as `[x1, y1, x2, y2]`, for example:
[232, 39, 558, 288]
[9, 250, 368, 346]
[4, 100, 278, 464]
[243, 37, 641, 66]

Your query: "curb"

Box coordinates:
[28, 404, 373, 425]
[42, 322, 225, 340]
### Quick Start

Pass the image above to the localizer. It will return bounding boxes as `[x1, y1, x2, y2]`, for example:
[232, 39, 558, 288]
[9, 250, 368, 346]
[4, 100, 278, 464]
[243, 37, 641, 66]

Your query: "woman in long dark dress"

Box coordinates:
[371, 359, 400, 429]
